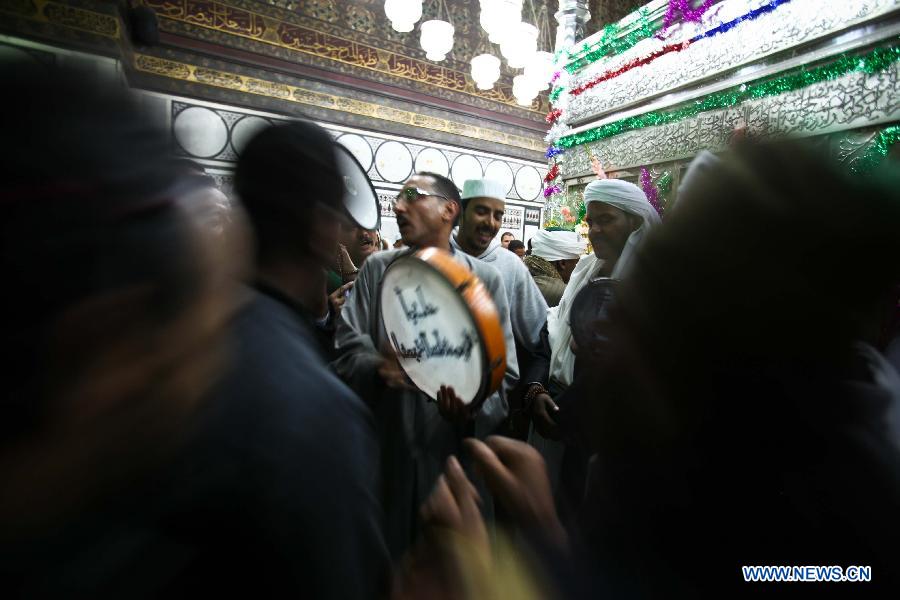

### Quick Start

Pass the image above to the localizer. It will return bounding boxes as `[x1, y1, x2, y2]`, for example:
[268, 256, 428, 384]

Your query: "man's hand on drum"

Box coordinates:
[437, 385, 472, 424]
[377, 348, 415, 390]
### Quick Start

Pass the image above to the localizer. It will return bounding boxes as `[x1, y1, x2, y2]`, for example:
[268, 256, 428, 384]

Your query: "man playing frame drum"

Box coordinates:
[333, 172, 519, 559]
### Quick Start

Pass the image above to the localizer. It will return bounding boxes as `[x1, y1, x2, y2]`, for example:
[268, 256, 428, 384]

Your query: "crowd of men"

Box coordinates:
[3, 60, 900, 597]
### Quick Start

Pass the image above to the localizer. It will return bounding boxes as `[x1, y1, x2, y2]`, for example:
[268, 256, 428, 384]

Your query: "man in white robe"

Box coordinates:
[529, 178, 660, 498]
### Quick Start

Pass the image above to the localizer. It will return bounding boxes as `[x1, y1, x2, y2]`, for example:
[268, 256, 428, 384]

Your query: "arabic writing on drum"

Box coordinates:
[390, 330, 477, 363]
[391, 285, 477, 362]
[380, 252, 492, 404]
[395, 286, 438, 325]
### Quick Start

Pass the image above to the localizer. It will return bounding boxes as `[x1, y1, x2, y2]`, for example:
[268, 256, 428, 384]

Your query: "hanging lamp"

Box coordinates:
[384, 0, 422, 33]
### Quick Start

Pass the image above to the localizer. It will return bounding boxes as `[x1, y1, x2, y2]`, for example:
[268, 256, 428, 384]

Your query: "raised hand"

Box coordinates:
[419, 455, 487, 551]
[590, 154, 608, 180]
[465, 436, 567, 549]
[327, 280, 354, 319]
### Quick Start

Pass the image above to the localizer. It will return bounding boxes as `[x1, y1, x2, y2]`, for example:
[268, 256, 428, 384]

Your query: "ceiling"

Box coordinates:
[0, 0, 634, 161]
[130, 0, 566, 159]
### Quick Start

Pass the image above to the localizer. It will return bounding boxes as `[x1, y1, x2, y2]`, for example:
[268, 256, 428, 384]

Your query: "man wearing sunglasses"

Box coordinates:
[332, 172, 519, 560]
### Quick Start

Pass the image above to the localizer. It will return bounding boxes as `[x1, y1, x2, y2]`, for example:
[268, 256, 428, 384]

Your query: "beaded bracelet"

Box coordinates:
[523, 383, 550, 412]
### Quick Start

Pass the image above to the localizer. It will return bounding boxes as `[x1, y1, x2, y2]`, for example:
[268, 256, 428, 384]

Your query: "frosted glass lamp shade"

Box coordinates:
[524, 50, 554, 90]
[471, 53, 501, 90]
[480, 0, 523, 44]
[512, 73, 539, 106]
[420, 19, 455, 62]
[500, 22, 538, 69]
[384, 0, 422, 33]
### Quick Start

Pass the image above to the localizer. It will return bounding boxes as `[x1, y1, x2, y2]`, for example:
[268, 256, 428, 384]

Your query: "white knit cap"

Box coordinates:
[461, 178, 508, 201]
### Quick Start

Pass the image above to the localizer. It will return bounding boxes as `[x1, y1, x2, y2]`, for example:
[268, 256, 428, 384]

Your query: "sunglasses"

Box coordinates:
[395, 187, 450, 204]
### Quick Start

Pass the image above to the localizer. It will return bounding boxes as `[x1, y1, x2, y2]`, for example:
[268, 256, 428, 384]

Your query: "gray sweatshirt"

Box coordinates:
[450, 234, 549, 360]
[331, 247, 518, 558]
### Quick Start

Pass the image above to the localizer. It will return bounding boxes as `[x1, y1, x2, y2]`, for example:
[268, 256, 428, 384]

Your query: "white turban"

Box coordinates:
[581, 178, 660, 279]
[462, 178, 507, 201]
[531, 229, 586, 261]
[545, 178, 661, 388]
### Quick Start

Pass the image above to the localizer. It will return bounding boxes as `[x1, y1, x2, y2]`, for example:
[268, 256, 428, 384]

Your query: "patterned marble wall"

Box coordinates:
[170, 99, 547, 201]
[167, 97, 546, 241]
[0, 28, 546, 242]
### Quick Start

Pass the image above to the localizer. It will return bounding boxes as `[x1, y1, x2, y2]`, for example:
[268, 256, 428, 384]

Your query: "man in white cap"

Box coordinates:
[451, 178, 549, 438]
[523, 228, 586, 307]
[528, 178, 660, 513]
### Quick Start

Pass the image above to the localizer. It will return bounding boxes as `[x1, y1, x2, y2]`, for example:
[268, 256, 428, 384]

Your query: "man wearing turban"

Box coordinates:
[523, 229, 586, 307]
[529, 178, 660, 508]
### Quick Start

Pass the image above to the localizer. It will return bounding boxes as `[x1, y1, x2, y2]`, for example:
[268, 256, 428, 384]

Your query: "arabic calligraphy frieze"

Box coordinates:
[276, 22, 382, 69]
[563, 63, 900, 173]
[133, 53, 545, 152]
[140, 0, 543, 113]
[0, 0, 120, 38]
[155, 15, 549, 115]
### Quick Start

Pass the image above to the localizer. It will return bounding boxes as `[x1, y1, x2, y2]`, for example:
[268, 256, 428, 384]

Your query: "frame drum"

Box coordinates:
[380, 248, 506, 408]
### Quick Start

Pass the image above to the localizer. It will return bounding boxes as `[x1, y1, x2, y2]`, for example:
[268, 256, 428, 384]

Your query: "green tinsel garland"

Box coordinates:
[656, 171, 673, 193]
[565, 8, 659, 73]
[850, 126, 900, 174]
[557, 42, 900, 149]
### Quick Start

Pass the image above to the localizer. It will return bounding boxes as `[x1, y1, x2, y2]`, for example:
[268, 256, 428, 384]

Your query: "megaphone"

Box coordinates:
[335, 144, 380, 231]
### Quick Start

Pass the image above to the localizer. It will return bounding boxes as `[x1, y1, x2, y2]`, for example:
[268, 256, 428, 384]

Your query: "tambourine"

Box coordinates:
[380, 247, 506, 408]
[335, 144, 380, 231]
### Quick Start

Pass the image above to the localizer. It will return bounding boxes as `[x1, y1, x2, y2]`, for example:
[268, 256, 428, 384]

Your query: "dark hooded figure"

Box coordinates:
[573, 141, 900, 596]
[0, 62, 387, 598]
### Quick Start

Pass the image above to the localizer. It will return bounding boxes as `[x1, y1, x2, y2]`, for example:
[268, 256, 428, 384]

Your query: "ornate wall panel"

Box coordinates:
[0, 0, 548, 160]
[0, 0, 119, 37]
[169, 99, 549, 202]
[134, 51, 545, 155]
[564, 0, 900, 123]
[587, 0, 636, 31]
[140, 0, 551, 115]
[562, 61, 900, 173]
[0, 0, 120, 52]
